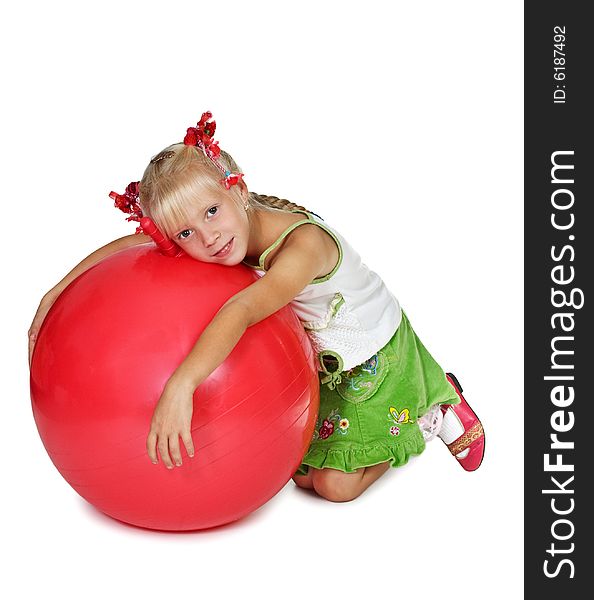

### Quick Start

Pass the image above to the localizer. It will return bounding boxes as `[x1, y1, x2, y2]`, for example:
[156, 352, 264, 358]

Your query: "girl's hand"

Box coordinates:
[146, 375, 196, 469]
[28, 291, 60, 367]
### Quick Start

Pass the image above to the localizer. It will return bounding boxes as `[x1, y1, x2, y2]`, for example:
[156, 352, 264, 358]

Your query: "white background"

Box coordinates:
[2, 1, 523, 598]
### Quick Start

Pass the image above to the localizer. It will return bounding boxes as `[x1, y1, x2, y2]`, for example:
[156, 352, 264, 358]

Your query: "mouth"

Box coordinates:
[213, 238, 234, 258]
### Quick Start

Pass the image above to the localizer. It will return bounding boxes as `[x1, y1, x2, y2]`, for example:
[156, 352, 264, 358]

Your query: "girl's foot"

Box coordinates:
[438, 373, 485, 472]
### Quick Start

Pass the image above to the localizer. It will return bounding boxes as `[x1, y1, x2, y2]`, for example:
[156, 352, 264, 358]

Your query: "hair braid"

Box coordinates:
[250, 193, 310, 214]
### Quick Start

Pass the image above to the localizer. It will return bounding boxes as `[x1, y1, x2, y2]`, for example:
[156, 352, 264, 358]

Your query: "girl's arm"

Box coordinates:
[28, 233, 151, 365]
[147, 225, 331, 469]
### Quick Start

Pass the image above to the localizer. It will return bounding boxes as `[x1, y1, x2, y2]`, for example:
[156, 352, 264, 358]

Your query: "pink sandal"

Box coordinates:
[439, 373, 485, 472]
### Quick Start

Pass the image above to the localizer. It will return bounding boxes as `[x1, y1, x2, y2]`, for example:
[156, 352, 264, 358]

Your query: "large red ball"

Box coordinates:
[30, 244, 319, 531]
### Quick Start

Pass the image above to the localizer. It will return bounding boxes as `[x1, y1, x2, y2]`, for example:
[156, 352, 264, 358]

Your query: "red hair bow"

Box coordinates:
[109, 181, 144, 233]
[183, 111, 242, 188]
[184, 111, 221, 159]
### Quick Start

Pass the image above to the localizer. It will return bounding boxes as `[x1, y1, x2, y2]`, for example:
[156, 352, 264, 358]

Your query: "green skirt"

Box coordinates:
[296, 311, 459, 475]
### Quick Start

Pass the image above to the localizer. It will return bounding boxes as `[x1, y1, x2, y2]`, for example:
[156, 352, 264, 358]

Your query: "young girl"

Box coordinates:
[28, 112, 485, 503]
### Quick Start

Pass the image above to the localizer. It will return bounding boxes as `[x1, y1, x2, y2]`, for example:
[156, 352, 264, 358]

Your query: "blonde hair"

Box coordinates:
[139, 143, 308, 238]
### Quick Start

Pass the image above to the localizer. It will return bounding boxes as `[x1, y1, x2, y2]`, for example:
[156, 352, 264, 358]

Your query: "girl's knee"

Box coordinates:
[292, 469, 315, 490]
[311, 468, 362, 503]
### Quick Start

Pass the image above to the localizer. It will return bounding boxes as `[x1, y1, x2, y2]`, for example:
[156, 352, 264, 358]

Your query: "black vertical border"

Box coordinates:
[525, 2, 592, 596]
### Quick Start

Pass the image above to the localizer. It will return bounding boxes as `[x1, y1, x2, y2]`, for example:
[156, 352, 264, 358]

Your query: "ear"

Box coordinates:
[236, 178, 249, 200]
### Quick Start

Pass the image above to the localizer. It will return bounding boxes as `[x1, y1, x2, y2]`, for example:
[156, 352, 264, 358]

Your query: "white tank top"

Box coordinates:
[243, 210, 402, 379]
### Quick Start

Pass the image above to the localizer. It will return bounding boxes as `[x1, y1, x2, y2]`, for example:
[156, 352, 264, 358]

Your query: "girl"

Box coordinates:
[28, 112, 485, 503]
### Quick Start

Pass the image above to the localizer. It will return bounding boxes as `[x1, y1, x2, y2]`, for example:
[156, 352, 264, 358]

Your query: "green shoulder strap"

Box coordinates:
[243, 210, 343, 283]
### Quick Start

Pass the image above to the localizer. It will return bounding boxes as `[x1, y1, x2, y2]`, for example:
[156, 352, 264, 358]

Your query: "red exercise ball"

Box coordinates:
[30, 244, 319, 531]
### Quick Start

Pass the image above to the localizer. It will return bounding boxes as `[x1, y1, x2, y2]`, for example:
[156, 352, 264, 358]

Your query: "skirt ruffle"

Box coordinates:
[296, 429, 426, 475]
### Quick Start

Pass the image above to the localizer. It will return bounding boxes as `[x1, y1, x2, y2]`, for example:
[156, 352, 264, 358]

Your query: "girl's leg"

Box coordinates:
[310, 462, 391, 503]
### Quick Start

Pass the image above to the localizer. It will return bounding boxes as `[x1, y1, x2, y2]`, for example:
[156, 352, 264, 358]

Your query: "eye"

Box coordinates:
[207, 206, 218, 217]
[177, 229, 192, 240]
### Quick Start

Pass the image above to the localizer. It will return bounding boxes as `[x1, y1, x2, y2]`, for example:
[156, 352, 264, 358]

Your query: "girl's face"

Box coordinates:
[171, 189, 250, 265]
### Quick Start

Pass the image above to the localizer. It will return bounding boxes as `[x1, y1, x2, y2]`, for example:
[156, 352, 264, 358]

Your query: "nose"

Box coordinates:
[202, 229, 221, 248]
